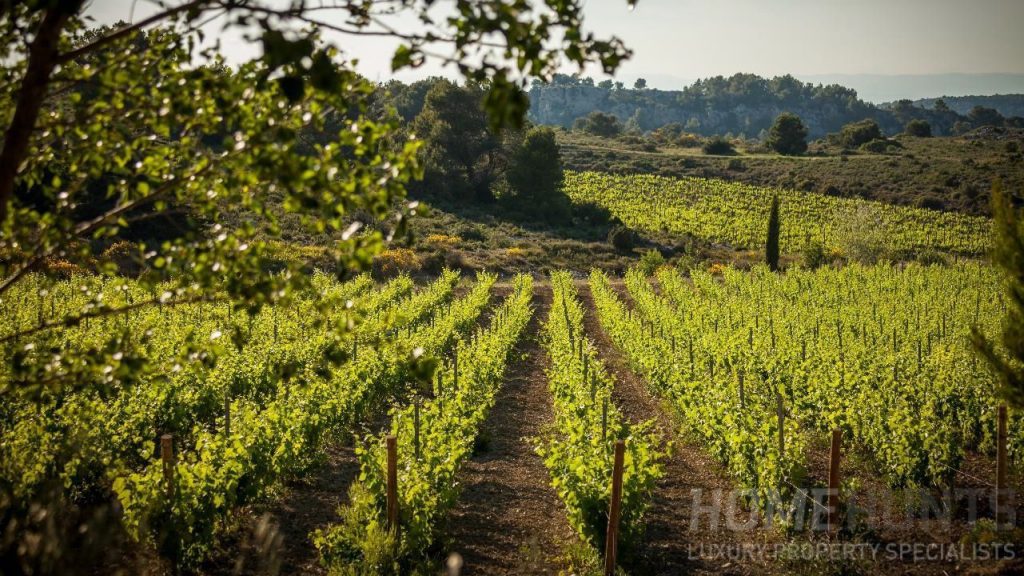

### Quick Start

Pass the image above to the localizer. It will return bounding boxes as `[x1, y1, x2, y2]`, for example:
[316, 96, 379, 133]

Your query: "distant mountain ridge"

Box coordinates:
[797, 73, 1024, 104]
[895, 94, 1024, 118]
[527, 73, 1024, 139]
[597, 74, 1024, 105]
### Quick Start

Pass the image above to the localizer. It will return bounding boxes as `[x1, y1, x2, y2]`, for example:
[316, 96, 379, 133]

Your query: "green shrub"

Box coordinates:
[727, 158, 746, 171]
[458, 225, 487, 242]
[859, 138, 901, 154]
[702, 137, 736, 155]
[572, 111, 622, 137]
[607, 224, 636, 251]
[838, 119, 883, 148]
[637, 249, 665, 276]
[916, 196, 946, 211]
[905, 119, 932, 137]
[420, 249, 467, 275]
[916, 249, 948, 266]
[802, 242, 827, 269]
[677, 132, 703, 147]
[673, 254, 697, 274]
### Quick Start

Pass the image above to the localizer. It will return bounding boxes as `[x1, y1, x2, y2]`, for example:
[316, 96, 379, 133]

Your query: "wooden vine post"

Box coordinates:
[453, 344, 459, 390]
[775, 390, 785, 459]
[601, 397, 608, 442]
[414, 400, 421, 460]
[437, 372, 444, 415]
[224, 391, 231, 437]
[386, 435, 399, 532]
[160, 434, 175, 498]
[688, 338, 694, 377]
[996, 405, 1008, 528]
[828, 428, 842, 533]
[604, 440, 625, 576]
[738, 369, 745, 408]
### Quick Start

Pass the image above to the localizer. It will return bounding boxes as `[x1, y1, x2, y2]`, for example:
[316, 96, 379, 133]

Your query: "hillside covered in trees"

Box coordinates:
[528, 73, 1024, 138]
[903, 94, 1024, 118]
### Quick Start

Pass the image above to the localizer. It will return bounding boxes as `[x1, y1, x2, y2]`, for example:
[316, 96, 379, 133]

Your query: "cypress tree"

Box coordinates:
[766, 195, 781, 271]
[973, 180, 1024, 407]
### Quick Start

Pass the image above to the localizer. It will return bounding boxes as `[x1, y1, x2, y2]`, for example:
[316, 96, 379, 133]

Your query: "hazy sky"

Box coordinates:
[589, 0, 1024, 78]
[86, 0, 1024, 93]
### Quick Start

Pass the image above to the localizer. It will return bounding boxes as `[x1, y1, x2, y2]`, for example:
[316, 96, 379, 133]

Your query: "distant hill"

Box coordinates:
[798, 74, 1024, 104]
[900, 94, 1024, 118]
[584, 74, 1024, 105]
[527, 73, 1023, 139]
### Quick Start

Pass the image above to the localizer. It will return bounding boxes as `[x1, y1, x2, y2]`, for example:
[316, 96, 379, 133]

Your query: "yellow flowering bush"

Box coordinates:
[43, 259, 88, 279]
[425, 234, 462, 247]
[373, 248, 421, 278]
[708, 262, 727, 276]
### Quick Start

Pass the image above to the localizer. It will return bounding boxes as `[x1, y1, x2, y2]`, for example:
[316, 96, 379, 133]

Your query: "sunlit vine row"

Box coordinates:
[315, 273, 533, 572]
[539, 271, 664, 548]
[112, 271, 488, 566]
[589, 269, 806, 510]
[648, 263, 1010, 487]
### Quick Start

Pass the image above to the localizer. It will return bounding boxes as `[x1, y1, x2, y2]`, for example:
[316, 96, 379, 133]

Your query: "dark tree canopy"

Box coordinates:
[505, 126, 569, 221]
[381, 77, 447, 122]
[766, 112, 808, 155]
[837, 119, 883, 148]
[530, 73, 886, 137]
[702, 136, 736, 155]
[413, 80, 499, 202]
[968, 105, 1005, 127]
[905, 119, 932, 137]
[573, 111, 623, 137]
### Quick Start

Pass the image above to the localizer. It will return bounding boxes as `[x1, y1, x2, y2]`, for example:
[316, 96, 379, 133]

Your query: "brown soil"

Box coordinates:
[444, 283, 577, 575]
[577, 279, 774, 576]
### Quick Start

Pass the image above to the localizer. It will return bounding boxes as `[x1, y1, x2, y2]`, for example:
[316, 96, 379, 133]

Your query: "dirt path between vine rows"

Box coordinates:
[445, 283, 577, 575]
[577, 280, 772, 576]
